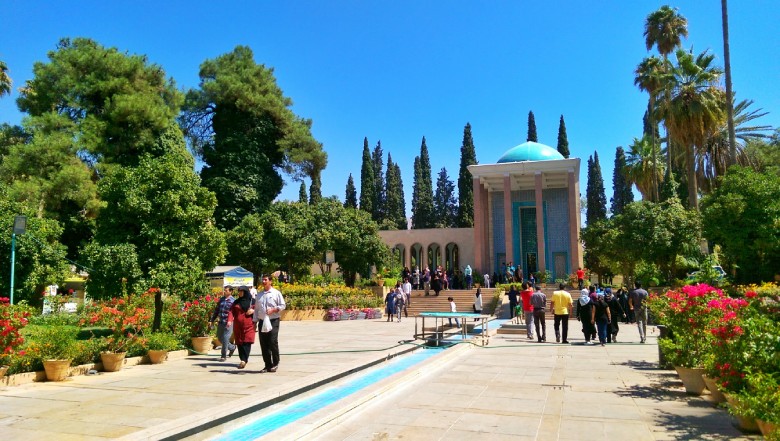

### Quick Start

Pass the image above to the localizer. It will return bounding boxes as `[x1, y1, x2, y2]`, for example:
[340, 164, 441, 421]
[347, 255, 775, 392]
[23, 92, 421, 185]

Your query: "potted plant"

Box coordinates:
[80, 296, 151, 372]
[0, 298, 32, 377]
[144, 332, 179, 364]
[183, 294, 218, 354]
[37, 326, 78, 381]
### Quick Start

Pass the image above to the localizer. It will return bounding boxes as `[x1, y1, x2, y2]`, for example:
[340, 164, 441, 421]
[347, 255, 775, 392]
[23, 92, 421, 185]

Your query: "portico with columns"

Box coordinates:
[468, 141, 582, 282]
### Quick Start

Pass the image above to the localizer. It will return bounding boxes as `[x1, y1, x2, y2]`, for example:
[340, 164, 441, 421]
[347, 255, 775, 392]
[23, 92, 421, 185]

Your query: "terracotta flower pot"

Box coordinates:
[724, 393, 760, 433]
[674, 365, 707, 395]
[190, 336, 212, 354]
[100, 352, 127, 372]
[0, 365, 9, 377]
[757, 419, 778, 437]
[43, 359, 71, 382]
[702, 375, 726, 403]
[147, 350, 168, 364]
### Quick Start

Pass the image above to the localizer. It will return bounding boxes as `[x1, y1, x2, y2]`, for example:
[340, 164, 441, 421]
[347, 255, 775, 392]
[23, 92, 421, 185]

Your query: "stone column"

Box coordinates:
[503, 174, 513, 269]
[568, 169, 580, 272]
[535, 172, 546, 273]
[472, 176, 484, 273]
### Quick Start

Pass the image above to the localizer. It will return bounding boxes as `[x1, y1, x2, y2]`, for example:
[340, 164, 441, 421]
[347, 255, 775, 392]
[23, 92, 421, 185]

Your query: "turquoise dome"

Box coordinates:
[497, 141, 565, 163]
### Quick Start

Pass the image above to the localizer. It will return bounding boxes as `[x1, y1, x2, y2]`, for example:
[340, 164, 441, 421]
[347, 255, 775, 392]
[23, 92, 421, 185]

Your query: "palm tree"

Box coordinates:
[665, 48, 725, 211]
[625, 135, 665, 201]
[721, 0, 737, 165]
[697, 98, 772, 193]
[644, 6, 689, 173]
[0, 61, 11, 97]
[634, 56, 668, 201]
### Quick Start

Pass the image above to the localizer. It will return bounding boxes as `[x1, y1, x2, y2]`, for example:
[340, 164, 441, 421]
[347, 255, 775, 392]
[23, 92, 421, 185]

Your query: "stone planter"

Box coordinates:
[702, 375, 726, 403]
[147, 350, 168, 364]
[757, 419, 778, 437]
[42, 359, 71, 382]
[724, 393, 760, 433]
[190, 336, 212, 354]
[674, 365, 707, 395]
[100, 352, 127, 372]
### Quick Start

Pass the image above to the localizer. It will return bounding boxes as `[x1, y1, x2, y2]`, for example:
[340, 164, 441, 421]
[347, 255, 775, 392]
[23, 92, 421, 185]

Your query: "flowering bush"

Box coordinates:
[0, 298, 33, 366]
[183, 294, 218, 338]
[281, 283, 381, 310]
[79, 292, 153, 353]
[649, 284, 725, 368]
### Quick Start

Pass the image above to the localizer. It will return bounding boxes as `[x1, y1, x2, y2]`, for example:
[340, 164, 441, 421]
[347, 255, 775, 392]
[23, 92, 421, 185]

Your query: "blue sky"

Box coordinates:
[2, 1, 778, 215]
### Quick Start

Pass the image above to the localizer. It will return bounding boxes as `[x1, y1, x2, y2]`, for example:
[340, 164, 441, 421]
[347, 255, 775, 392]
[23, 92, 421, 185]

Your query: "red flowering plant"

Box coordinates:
[708, 284, 780, 394]
[0, 297, 33, 367]
[648, 284, 726, 368]
[79, 291, 153, 354]
[182, 294, 218, 338]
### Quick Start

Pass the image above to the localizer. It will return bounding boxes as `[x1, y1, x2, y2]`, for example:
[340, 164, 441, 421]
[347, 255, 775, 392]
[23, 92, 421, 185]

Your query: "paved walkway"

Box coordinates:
[0, 318, 760, 440]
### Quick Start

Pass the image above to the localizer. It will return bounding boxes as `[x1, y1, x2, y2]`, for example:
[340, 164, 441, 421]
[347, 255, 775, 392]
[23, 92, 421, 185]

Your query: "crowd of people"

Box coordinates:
[209, 275, 286, 372]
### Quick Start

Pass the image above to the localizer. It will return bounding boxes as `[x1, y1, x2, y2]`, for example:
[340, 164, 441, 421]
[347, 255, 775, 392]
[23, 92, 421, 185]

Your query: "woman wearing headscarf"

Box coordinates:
[473, 288, 483, 321]
[575, 288, 596, 345]
[230, 286, 256, 369]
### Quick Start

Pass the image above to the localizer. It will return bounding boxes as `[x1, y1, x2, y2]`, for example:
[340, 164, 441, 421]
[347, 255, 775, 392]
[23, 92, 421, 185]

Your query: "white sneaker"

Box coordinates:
[585, 341, 595, 345]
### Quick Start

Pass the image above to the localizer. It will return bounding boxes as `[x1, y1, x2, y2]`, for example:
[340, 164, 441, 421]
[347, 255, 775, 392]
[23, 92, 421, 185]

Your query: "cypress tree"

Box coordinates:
[298, 182, 308, 203]
[659, 168, 679, 202]
[394, 162, 407, 229]
[610, 146, 634, 215]
[457, 122, 477, 227]
[344, 173, 357, 209]
[527, 111, 538, 142]
[309, 173, 322, 205]
[412, 137, 435, 229]
[383, 153, 401, 230]
[433, 167, 457, 228]
[586, 152, 607, 224]
[359, 137, 374, 214]
[411, 156, 422, 227]
[557, 115, 570, 158]
[371, 141, 385, 222]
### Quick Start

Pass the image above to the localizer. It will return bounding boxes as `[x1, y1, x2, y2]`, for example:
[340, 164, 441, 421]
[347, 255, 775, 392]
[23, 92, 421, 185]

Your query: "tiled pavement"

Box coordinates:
[0, 318, 761, 440]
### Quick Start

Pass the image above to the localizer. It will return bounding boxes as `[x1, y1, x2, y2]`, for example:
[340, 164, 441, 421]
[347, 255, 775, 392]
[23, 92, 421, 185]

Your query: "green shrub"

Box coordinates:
[143, 332, 180, 351]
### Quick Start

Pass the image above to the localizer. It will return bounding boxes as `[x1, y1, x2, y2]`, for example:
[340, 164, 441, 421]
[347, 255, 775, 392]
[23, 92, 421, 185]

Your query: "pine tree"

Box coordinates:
[610, 146, 634, 215]
[412, 137, 435, 229]
[309, 173, 322, 205]
[371, 141, 385, 222]
[383, 153, 401, 230]
[359, 137, 374, 215]
[433, 167, 458, 228]
[394, 163, 407, 229]
[344, 173, 357, 209]
[298, 182, 308, 203]
[457, 122, 477, 227]
[557, 115, 570, 158]
[586, 152, 607, 225]
[527, 111, 538, 142]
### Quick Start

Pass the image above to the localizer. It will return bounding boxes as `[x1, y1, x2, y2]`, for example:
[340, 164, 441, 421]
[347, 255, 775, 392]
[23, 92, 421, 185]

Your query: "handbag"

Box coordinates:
[261, 315, 272, 333]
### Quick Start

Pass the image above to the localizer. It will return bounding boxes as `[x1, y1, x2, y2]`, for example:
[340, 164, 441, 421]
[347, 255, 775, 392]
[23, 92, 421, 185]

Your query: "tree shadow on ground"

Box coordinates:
[613, 359, 667, 371]
[648, 409, 760, 440]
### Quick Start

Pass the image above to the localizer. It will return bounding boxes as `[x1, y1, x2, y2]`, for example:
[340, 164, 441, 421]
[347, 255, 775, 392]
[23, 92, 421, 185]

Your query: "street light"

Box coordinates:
[10, 215, 27, 305]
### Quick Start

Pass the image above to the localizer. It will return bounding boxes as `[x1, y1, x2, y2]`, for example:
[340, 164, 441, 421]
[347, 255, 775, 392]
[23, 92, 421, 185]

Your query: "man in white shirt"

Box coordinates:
[253, 275, 286, 373]
[401, 277, 412, 318]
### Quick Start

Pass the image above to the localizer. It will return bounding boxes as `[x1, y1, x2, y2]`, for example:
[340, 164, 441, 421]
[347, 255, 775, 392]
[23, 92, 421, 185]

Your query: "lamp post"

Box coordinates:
[10, 215, 27, 305]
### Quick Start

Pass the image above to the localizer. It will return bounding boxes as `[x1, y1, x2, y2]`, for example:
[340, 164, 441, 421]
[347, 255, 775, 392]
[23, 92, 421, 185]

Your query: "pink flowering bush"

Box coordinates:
[183, 294, 218, 338]
[0, 297, 33, 366]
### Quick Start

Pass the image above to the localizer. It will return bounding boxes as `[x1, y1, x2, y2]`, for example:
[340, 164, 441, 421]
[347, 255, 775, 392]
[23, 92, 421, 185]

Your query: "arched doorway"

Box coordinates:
[427, 243, 441, 269]
[393, 244, 406, 269]
[445, 242, 459, 272]
[411, 243, 423, 269]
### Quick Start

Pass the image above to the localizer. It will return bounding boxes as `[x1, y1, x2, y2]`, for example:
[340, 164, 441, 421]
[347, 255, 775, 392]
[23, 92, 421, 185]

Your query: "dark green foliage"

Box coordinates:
[309, 173, 322, 205]
[181, 46, 325, 230]
[17, 38, 183, 167]
[80, 242, 143, 300]
[586, 152, 607, 224]
[412, 137, 435, 229]
[371, 141, 385, 222]
[527, 111, 538, 142]
[701, 167, 780, 283]
[344, 174, 358, 209]
[659, 169, 679, 202]
[610, 146, 634, 215]
[298, 182, 308, 203]
[557, 115, 570, 158]
[457, 123, 477, 227]
[642, 106, 659, 139]
[359, 137, 374, 215]
[433, 167, 458, 228]
[383, 154, 406, 230]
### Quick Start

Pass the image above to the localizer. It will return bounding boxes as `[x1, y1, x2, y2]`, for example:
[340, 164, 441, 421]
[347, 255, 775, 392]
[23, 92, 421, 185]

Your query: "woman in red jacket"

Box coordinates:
[230, 286, 256, 369]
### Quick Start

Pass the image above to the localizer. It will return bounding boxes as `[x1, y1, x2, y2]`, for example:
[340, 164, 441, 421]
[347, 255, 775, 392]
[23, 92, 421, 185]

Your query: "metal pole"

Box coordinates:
[10, 232, 16, 305]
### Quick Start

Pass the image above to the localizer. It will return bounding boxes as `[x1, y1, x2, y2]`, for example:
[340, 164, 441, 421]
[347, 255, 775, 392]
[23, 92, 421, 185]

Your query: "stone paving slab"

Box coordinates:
[0, 319, 764, 440]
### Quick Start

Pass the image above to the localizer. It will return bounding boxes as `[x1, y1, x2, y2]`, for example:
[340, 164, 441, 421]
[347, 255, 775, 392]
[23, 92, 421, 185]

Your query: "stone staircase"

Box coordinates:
[405, 288, 499, 316]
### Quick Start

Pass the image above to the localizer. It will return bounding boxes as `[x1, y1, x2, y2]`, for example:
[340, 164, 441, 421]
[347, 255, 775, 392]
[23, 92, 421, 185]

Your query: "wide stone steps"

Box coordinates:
[403, 289, 497, 316]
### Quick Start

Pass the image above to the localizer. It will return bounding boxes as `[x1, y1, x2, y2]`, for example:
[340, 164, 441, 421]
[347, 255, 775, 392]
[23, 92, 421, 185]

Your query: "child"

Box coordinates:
[448, 297, 460, 328]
